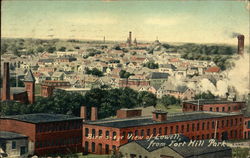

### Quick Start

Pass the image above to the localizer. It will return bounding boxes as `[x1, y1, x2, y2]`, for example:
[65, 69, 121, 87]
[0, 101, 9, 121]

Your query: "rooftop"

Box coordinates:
[184, 99, 245, 106]
[132, 136, 231, 156]
[1, 113, 82, 124]
[0, 131, 28, 140]
[24, 69, 35, 82]
[84, 111, 241, 128]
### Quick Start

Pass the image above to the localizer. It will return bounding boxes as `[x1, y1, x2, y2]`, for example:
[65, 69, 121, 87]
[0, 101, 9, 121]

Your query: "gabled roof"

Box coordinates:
[205, 66, 220, 73]
[24, 69, 35, 82]
[147, 72, 169, 79]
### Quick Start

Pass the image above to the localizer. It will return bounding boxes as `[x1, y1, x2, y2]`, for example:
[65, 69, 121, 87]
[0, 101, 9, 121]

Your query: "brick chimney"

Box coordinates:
[2, 62, 10, 100]
[23, 69, 35, 104]
[80, 106, 87, 120]
[91, 107, 98, 121]
[152, 110, 167, 122]
[237, 35, 244, 55]
[117, 108, 142, 118]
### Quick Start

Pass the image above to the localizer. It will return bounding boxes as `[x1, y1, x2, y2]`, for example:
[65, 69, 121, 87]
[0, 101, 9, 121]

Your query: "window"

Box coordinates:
[170, 126, 173, 134]
[135, 130, 138, 136]
[106, 131, 110, 139]
[187, 124, 190, 132]
[222, 107, 225, 112]
[222, 120, 224, 128]
[141, 130, 144, 137]
[12, 141, 16, 149]
[92, 129, 96, 137]
[153, 128, 156, 136]
[207, 122, 210, 130]
[85, 128, 89, 137]
[181, 125, 184, 133]
[202, 122, 205, 130]
[212, 121, 215, 129]
[105, 144, 109, 154]
[159, 128, 162, 135]
[228, 106, 231, 111]
[176, 125, 179, 133]
[92, 142, 95, 152]
[165, 127, 168, 135]
[210, 107, 212, 111]
[226, 120, 229, 127]
[216, 107, 219, 112]
[196, 123, 199, 131]
[192, 124, 195, 132]
[248, 121, 250, 129]
[98, 130, 102, 136]
[147, 129, 150, 136]
[112, 132, 117, 140]
[230, 119, 233, 126]
[235, 118, 238, 125]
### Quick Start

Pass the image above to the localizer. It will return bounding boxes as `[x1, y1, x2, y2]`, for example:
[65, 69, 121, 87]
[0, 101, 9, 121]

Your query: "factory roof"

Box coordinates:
[184, 99, 245, 106]
[84, 111, 241, 128]
[0, 131, 28, 140]
[0, 113, 82, 124]
[129, 135, 231, 156]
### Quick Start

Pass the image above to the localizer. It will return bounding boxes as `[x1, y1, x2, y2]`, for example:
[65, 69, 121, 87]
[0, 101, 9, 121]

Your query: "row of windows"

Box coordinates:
[191, 129, 241, 140]
[35, 137, 81, 148]
[36, 121, 81, 133]
[84, 141, 117, 154]
[84, 118, 241, 140]
[209, 106, 241, 112]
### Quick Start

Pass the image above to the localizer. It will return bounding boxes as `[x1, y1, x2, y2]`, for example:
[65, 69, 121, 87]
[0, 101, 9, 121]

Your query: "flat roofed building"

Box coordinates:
[0, 113, 83, 156]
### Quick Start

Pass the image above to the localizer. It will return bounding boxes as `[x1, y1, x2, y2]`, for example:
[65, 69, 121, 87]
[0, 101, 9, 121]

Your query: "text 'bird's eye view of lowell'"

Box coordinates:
[0, 0, 250, 158]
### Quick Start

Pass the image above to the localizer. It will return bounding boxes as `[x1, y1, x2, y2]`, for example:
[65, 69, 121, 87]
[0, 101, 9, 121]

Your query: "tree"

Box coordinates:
[160, 95, 180, 107]
[58, 46, 66, 52]
[194, 91, 216, 100]
[137, 91, 157, 107]
[119, 70, 134, 78]
[36, 46, 44, 53]
[46, 46, 56, 53]
[143, 61, 159, 69]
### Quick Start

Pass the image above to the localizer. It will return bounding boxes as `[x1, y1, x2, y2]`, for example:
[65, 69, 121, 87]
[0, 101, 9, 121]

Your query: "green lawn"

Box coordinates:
[156, 103, 182, 113]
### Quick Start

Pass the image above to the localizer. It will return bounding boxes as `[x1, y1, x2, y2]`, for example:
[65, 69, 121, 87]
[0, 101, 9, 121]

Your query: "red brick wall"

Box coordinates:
[0, 119, 36, 141]
[83, 114, 244, 155]
[183, 102, 245, 112]
[243, 117, 250, 139]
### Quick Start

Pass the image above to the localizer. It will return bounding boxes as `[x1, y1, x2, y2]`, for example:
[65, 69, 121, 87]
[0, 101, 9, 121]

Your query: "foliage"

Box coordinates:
[46, 46, 56, 53]
[58, 46, 66, 52]
[137, 91, 157, 107]
[143, 61, 159, 69]
[159, 95, 181, 107]
[232, 147, 250, 158]
[194, 91, 216, 99]
[36, 46, 44, 53]
[119, 70, 134, 78]
[83, 49, 103, 58]
[85, 68, 104, 77]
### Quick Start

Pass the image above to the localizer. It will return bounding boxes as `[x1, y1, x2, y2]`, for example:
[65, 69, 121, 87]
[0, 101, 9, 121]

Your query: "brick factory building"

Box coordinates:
[182, 100, 245, 113]
[40, 80, 71, 97]
[0, 113, 83, 156]
[1, 62, 35, 104]
[82, 107, 246, 155]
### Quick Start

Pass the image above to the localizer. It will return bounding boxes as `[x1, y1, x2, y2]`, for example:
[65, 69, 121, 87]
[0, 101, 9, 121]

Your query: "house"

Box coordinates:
[119, 136, 232, 158]
[51, 71, 65, 81]
[204, 66, 221, 75]
[146, 72, 169, 88]
[159, 64, 177, 75]
[0, 131, 29, 158]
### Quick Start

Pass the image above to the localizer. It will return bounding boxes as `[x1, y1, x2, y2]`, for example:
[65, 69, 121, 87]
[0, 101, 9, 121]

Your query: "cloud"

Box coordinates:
[144, 15, 190, 26]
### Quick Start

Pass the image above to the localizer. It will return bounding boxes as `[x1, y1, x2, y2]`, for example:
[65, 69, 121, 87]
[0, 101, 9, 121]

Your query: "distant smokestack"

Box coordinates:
[80, 106, 87, 120]
[129, 31, 132, 46]
[2, 62, 10, 100]
[91, 107, 98, 121]
[237, 35, 244, 55]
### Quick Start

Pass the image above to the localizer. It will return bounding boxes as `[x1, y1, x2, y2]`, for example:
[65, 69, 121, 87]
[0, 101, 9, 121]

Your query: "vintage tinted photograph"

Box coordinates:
[0, 0, 250, 158]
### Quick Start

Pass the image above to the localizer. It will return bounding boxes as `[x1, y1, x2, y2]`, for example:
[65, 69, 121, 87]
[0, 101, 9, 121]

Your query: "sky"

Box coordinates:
[1, 0, 249, 45]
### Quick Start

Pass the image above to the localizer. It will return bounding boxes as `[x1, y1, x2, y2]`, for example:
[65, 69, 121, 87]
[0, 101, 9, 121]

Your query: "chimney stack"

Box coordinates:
[91, 107, 98, 121]
[152, 110, 167, 122]
[80, 106, 87, 120]
[2, 62, 10, 100]
[129, 31, 132, 46]
[237, 35, 244, 55]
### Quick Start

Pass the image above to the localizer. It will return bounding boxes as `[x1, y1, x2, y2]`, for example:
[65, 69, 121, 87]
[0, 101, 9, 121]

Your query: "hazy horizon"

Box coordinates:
[2, 0, 249, 45]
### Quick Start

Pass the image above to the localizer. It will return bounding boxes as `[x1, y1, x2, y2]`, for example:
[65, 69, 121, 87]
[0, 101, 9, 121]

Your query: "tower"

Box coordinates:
[24, 69, 35, 104]
[128, 31, 132, 46]
[237, 35, 244, 55]
[134, 38, 137, 47]
[2, 62, 10, 100]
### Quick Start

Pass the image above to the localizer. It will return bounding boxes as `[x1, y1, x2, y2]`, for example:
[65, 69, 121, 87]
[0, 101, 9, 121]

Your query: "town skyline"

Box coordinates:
[2, 0, 249, 45]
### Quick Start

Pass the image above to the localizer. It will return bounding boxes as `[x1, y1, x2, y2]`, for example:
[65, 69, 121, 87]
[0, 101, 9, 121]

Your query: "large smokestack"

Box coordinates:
[129, 31, 132, 46]
[237, 35, 244, 55]
[91, 107, 98, 121]
[2, 62, 10, 100]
